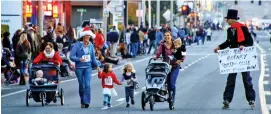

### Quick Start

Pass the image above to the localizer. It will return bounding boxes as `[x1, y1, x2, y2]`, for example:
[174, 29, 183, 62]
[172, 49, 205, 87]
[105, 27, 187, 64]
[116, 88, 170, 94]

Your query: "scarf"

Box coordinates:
[230, 22, 246, 43]
[44, 49, 55, 58]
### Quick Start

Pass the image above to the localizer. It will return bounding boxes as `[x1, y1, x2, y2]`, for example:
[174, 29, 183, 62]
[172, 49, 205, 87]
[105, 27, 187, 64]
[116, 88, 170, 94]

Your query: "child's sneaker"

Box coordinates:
[249, 100, 255, 110]
[131, 100, 135, 105]
[102, 106, 108, 110]
[108, 104, 112, 108]
[222, 100, 230, 110]
[126, 103, 130, 108]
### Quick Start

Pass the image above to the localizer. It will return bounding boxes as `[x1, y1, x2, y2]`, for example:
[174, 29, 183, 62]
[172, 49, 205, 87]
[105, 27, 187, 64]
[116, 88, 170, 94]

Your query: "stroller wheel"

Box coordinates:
[141, 92, 146, 110]
[60, 88, 64, 105]
[149, 96, 154, 111]
[26, 89, 30, 106]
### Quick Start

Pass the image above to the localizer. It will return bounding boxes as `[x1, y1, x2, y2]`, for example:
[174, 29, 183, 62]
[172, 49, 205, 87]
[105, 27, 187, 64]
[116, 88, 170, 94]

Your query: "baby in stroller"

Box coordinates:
[32, 70, 47, 86]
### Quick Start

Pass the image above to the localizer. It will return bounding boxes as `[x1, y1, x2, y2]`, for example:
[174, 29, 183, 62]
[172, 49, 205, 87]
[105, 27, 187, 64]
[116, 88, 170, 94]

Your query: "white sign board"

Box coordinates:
[1, 1, 23, 41]
[163, 9, 171, 22]
[217, 46, 259, 74]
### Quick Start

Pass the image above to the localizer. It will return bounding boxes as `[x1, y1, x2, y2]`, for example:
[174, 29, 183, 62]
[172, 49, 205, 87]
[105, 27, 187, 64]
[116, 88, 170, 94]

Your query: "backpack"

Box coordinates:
[16, 44, 29, 59]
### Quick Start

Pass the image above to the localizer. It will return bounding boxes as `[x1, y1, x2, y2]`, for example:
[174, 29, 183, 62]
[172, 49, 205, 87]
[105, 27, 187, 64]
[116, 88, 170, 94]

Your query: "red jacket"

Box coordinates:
[98, 71, 121, 88]
[33, 51, 63, 65]
[94, 33, 105, 48]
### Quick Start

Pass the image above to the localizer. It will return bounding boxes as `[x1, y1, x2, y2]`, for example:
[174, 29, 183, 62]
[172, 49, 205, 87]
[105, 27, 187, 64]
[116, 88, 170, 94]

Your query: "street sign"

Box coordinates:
[77, 8, 87, 12]
[103, 9, 109, 17]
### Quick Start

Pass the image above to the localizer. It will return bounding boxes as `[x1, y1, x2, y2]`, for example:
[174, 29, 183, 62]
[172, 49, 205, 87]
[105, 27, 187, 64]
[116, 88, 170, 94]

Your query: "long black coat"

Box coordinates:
[219, 26, 253, 49]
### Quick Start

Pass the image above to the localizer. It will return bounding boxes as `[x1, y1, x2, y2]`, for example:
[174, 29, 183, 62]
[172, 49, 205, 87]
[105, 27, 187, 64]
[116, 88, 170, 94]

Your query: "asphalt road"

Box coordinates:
[1, 31, 269, 114]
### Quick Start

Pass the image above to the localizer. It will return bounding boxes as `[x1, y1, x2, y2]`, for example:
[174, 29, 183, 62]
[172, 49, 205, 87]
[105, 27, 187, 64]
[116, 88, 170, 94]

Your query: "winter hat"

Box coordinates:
[80, 27, 96, 38]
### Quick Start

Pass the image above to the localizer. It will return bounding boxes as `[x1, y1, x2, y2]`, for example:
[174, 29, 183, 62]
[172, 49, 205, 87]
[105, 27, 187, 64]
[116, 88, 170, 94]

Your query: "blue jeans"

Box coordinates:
[131, 43, 138, 57]
[103, 94, 111, 106]
[75, 68, 92, 104]
[19, 60, 27, 75]
[168, 65, 180, 102]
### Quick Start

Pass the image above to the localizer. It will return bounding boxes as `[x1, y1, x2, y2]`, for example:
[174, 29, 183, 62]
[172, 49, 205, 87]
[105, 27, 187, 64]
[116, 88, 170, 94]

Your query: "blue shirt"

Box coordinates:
[155, 31, 163, 45]
[70, 41, 98, 69]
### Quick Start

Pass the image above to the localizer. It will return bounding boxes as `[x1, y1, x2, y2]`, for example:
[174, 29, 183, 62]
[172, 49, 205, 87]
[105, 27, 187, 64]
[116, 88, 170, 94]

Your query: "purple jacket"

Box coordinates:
[155, 43, 174, 63]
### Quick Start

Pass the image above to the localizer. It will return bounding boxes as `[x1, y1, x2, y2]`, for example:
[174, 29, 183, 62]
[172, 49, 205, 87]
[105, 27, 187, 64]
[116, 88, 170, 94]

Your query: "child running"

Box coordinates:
[121, 63, 138, 108]
[98, 63, 122, 109]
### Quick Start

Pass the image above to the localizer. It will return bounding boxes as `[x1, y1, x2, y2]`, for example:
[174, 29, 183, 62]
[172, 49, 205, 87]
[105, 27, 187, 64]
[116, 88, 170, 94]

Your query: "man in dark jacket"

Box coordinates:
[130, 29, 139, 57]
[147, 27, 156, 54]
[108, 27, 119, 57]
[214, 9, 255, 110]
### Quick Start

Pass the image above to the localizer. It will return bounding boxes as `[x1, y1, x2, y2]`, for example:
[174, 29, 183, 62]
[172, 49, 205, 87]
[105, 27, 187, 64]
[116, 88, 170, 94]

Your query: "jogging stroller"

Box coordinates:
[26, 63, 64, 106]
[1, 48, 20, 85]
[141, 57, 174, 111]
[57, 43, 71, 77]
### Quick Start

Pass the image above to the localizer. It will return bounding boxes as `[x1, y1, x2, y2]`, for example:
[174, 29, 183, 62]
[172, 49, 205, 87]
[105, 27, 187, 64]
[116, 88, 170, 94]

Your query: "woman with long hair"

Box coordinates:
[16, 32, 31, 85]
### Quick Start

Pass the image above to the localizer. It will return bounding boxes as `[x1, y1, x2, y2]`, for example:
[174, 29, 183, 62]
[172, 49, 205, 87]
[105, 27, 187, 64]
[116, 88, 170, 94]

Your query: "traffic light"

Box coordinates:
[235, 0, 238, 5]
[259, 0, 262, 5]
[181, 5, 190, 15]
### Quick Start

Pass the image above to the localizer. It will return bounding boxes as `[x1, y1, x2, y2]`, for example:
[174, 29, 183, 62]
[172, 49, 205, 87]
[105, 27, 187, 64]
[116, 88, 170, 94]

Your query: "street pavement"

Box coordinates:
[1, 31, 269, 114]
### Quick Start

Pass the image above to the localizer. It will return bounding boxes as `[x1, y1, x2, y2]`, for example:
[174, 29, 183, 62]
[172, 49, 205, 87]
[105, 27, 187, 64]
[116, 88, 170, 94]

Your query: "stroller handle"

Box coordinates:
[148, 57, 164, 64]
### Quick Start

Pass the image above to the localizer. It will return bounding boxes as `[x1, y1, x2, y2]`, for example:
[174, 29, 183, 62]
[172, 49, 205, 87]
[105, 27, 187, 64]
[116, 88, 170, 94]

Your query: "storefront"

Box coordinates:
[22, 0, 64, 30]
[70, 1, 103, 28]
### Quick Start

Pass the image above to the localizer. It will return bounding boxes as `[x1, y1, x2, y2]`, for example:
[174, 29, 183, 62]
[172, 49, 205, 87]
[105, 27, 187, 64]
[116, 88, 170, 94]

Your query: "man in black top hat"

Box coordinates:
[214, 9, 255, 110]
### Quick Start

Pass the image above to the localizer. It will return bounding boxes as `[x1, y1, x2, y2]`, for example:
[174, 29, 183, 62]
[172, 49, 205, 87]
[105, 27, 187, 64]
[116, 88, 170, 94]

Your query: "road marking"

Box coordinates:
[191, 62, 196, 64]
[265, 64, 269, 67]
[116, 98, 125, 102]
[1, 90, 26, 98]
[180, 69, 184, 71]
[141, 87, 145, 90]
[184, 66, 188, 69]
[269, 48, 271, 51]
[255, 43, 270, 114]
[264, 74, 270, 77]
[265, 91, 271, 96]
[263, 81, 269, 85]
[266, 68, 270, 71]
[188, 64, 192, 67]
[1, 57, 152, 98]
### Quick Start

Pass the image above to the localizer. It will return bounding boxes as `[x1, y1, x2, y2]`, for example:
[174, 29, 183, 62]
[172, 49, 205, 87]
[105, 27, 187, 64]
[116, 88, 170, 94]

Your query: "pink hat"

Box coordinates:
[80, 27, 95, 38]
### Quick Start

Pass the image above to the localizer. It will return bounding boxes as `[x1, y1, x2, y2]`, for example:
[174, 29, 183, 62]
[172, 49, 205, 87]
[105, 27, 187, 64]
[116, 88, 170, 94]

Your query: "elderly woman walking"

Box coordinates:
[70, 27, 99, 108]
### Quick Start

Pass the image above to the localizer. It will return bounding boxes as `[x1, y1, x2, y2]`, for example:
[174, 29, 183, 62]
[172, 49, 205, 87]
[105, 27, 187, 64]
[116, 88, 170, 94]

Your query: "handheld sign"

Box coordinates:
[217, 46, 259, 74]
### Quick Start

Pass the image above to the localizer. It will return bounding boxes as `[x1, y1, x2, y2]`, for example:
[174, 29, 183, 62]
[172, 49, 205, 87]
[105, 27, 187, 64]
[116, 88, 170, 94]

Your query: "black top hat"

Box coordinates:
[225, 9, 240, 20]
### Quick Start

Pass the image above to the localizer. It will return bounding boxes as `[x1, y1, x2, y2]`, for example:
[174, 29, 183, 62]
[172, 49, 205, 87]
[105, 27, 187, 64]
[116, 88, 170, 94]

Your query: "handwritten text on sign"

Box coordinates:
[217, 46, 259, 74]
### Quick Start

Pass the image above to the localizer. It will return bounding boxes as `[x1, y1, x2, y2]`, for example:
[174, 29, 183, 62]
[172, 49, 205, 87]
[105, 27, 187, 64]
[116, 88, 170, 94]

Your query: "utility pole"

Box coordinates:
[37, 1, 44, 37]
[156, 0, 160, 27]
[148, 0, 151, 28]
[103, 0, 108, 41]
[142, 0, 146, 28]
[170, 0, 174, 28]
[194, 0, 197, 28]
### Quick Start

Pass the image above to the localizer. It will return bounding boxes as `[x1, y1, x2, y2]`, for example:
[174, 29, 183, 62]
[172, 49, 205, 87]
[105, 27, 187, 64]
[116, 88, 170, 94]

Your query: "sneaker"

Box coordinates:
[81, 104, 86, 108]
[102, 106, 108, 110]
[126, 104, 130, 108]
[85, 104, 89, 108]
[249, 100, 255, 110]
[108, 104, 112, 108]
[222, 100, 230, 110]
[131, 100, 135, 105]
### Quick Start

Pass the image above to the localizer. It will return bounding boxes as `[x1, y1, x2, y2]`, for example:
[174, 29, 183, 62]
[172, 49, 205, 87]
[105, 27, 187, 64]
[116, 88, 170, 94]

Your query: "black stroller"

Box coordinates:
[1, 48, 20, 85]
[26, 63, 64, 106]
[141, 57, 174, 111]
